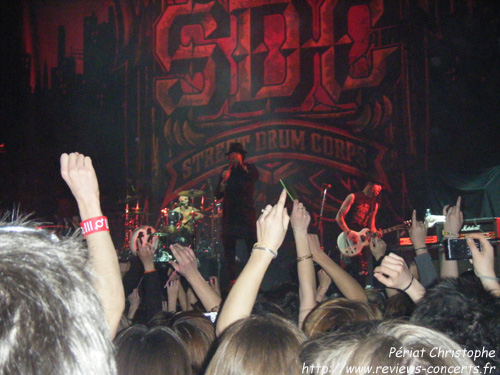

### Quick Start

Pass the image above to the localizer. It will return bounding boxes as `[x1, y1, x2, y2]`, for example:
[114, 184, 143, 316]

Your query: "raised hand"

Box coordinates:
[209, 276, 221, 296]
[374, 253, 412, 290]
[127, 288, 140, 320]
[137, 239, 156, 272]
[256, 189, 290, 253]
[60, 153, 100, 219]
[443, 196, 463, 236]
[169, 244, 199, 280]
[468, 233, 495, 277]
[60, 152, 124, 338]
[317, 268, 332, 290]
[290, 199, 311, 235]
[308, 233, 367, 302]
[467, 233, 500, 296]
[308, 234, 326, 261]
[374, 253, 425, 302]
[166, 278, 181, 312]
[409, 209, 428, 249]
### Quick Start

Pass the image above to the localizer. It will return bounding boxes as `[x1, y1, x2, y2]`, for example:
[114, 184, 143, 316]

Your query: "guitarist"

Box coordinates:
[335, 180, 383, 286]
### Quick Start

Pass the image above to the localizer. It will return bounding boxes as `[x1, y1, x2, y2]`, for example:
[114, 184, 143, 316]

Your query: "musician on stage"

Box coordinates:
[335, 180, 383, 285]
[215, 142, 259, 283]
[172, 195, 202, 234]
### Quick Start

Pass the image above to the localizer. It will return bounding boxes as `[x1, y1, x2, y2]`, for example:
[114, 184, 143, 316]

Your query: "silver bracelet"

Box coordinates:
[475, 273, 500, 282]
[252, 246, 277, 259]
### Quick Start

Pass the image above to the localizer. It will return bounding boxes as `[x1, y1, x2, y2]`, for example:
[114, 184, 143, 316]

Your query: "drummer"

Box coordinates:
[171, 194, 203, 233]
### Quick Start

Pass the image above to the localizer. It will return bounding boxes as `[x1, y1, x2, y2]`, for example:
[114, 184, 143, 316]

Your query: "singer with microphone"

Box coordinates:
[215, 143, 259, 285]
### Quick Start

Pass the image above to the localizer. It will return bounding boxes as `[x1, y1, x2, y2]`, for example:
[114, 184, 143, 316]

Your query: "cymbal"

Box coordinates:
[117, 195, 139, 204]
[178, 189, 206, 197]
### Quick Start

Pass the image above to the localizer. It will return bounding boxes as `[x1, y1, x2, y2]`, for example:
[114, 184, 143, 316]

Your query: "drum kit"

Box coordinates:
[118, 189, 223, 265]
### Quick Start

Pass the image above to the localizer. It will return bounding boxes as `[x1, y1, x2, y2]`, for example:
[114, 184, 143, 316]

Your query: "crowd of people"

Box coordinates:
[1, 152, 499, 375]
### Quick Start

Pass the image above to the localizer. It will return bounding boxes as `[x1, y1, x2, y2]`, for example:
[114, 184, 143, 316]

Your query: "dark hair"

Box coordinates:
[411, 276, 500, 370]
[259, 282, 300, 322]
[0, 220, 116, 374]
[365, 288, 388, 314]
[114, 325, 191, 375]
[384, 292, 415, 320]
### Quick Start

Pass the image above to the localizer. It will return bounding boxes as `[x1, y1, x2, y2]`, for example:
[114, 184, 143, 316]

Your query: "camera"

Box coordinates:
[445, 238, 481, 260]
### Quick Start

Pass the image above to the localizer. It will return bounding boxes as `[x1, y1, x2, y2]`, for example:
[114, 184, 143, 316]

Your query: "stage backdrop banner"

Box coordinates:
[153, 0, 402, 221]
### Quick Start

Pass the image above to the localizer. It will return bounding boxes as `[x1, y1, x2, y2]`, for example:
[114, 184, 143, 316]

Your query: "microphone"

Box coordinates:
[322, 183, 332, 189]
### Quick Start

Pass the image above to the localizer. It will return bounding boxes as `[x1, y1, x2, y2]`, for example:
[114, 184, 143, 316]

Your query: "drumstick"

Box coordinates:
[279, 179, 295, 200]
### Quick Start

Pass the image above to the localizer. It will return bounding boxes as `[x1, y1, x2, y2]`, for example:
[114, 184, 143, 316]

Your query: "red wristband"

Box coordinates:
[80, 216, 109, 237]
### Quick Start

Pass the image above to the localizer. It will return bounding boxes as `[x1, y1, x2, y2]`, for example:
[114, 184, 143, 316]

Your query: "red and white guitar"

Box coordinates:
[337, 221, 411, 257]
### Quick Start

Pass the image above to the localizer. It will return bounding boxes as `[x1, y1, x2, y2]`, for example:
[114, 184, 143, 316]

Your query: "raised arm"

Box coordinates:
[137, 239, 163, 321]
[409, 209, 437, 288]
[308, 234, 367, 302]
[290, 200, 316, 328]
[440, 197, 463, 278]
[467, 233, 500, 296]
[315, 269, 332, 303]
[60, 153, 124, 339]
[169, 244, 221, 313]
[216, 189, 289, 336]
[374, 253, 426, 303]
[368, 237, 398, 298]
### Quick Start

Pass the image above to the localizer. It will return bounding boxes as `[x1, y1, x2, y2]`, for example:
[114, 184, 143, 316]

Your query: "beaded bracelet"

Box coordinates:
[252, 245, 277, 259]
[80, 216, 109, 237]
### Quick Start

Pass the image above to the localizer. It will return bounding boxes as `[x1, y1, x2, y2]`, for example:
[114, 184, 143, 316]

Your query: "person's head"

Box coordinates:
[205, 314, 305, 375]
[411, 276, 500, 370]
[259, 282, 300, 323]
[364, 288, 388, 314]
[365, 181, 383, 197]
[168, 312, 216, 375]
[147, 310, 176, 327]
[300, 320, 477, 374]
[225, 142, 247, 163]
[179, 196, 190, 207]
[228, 151, 243, 164]
[114, 324, 191, 375]
[384, 291, 415, 320]
[302, 297, 382, 338]
[0, 220, 116, 374]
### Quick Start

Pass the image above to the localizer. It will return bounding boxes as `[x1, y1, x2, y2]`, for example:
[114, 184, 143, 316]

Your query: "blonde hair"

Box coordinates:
[205, 314, 306, 375]
[303, 298, 382, 338]
[301, 320, 478, 374]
